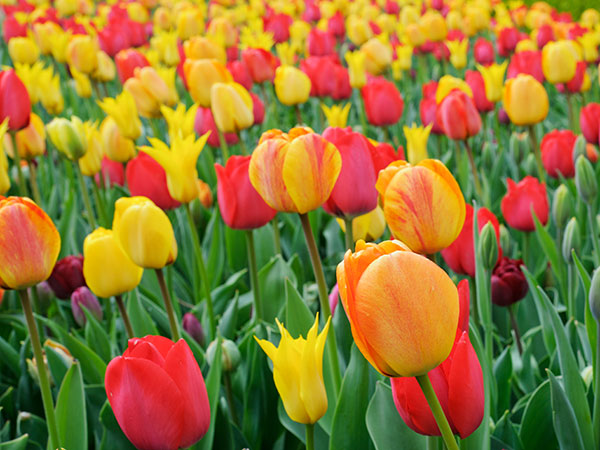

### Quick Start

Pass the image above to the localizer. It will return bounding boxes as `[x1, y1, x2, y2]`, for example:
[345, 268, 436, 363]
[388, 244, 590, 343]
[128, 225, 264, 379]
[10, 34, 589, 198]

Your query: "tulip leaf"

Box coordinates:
[493, 346, 512, 414]
[572, 251, 597, 366]
[284, 278, 314, 338]
[195, 337, 222, 450]
[533, 214, 566, 293]
[547, 370, 586, 450]
[522, 267, 556, 356]
[202, 207, 225, 289]
[225, 227, 247, 273]
[83, 307, 111, 362]
[0, 434, 28, 450]
[55, 362, 87, 450]
[519, 379, 558, 449]
[260, 255, 297, 323]
[16, 411, 46, 449]
[44, 343, 71, 388]
[329, 345, 371, 450]
[0, 336, 20, 379]
[218, 292, 240, 340]
[365, 381, 426, 450]
[126, 290, 159, 338]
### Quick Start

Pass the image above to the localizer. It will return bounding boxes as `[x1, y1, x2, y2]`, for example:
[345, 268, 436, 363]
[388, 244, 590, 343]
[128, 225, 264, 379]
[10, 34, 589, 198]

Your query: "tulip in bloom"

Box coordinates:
[210, 82, 254, 134]
[336, 240, 459, 376]
[435, 76, 473, 104]
[151, 31, 180, 67]
[183, 59, 232, 107]
[71, 286, 103, 326]
[376, 159, 466, 255]
[126, 152, 180, 210]
[447, 39, 468, 70]
[0, 69, 31, 130]
[361, 38, 393, 75]
[124, 66, 178, 118]
[66, 35, 99, 74]
[183, 36, 226, 64]
[580, 103, 600, 145]
[362, 78, 404, 126]
[436, 90, 481, 140]
[195, 106, 239, 148]
[115, 49, 151, 83]
[249, 128, 341, 214]
[477, 61, 507, 104]
[542, 40, 577, 84]
[507, 50, 544, 83]
[161, 104, 197, 141]
[345, 50, 367, 89]
[8, 36, 40, 65]
[98, 91, 142, 141]
[105, 336, 210, 450]
[421, 10, 447, 42]
[465, 70, 494, 113]
[491, 257, 528, 306]
[404, 123, 433, 164]
[37, 67, 64, 116]
[474, 37, 495, 65]
[502, 74, 549, 126]
[501, 177, 549, 232]
[274, 65, 311, 106]
[322, 103, 351, 128]
[100, 117, 136, 163]
[5, 113, 46, 161]
[255, 314, 331, 424]
[540, 130, 577, 178]
[70, 67, 92, 98]
[242, 48, 279, 83]
[47, 255, 86, 300]
[215, 155, 276, 230]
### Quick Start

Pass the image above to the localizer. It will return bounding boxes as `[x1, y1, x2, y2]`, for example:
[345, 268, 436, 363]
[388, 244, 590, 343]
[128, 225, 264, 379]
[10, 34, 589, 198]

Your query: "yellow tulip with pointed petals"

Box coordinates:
[161, 104, 198, 141]
[447, 39, 468, 70]
[345, 50, 367, 89]
[98, 91, 142, 141]
[322, 103, 351, 128]
[477, 61, 508, 103]
[404, 123, 433, 164]
[436, 75, 473, 104]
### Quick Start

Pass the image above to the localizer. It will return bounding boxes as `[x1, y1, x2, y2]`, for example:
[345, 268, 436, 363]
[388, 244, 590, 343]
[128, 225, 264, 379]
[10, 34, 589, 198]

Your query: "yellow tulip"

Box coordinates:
[337, 206, 386, 243]
[38, 67, 64, 115]
[92, 51, 116, 82]
[46, 116, 86, 161]
[126, 2, 149, 23]
[71, 67, 92, 98]
[140, 133, 210, 204]
[153, 6, 173, 31]
[177, 8, 204, 41]
[361, 38, 393, 75]
[322, 103, 351, 128]
[124, 66, 177, 119]
[581, 8, 600, 28]
[404, 123, 433, 164]
[290, 19, 311, 49]
[66, 35, 98, 74]
[255, 314, 331, 424]
[98, 91, 142, 141]
[420, 10, 447, 42]
[5, 113, 46, 161]
[8, 36, 40, 65]
[183, 36, 226, 63]
[48, 28, 71, 64]
[161, 104, 198, 141]
[274, 66, 311, 106]
[210, 82, 254, 133]
[435, 75, 473, 104]
[400, 5, 419, 26]
[33, 21, 62, 55]
[502, 74, 549, 126]
[405, 23, 426, 47]
[276, 42, 296, 66]
[578, 32, 599, 62]
[447, 39, 468, 70]
[55, 0, 78, 17]
[542, 40, 577, 84]
[79, 122, 103, 177]
[99, 117, 137, 163]
[395, 44, 413, 71]
[0, 121, 10, 194]
[83, 228, 143, 298]
[347, 15, 373, 46]
[113, 197, 178, 269]
[345, 50, 367, 89]
[446, 10, 463, 30]
[184, 58, 233, 107]
[151, 31, 180, 67]
[477, 61, 508, 103]
[515, 39, 537, 53]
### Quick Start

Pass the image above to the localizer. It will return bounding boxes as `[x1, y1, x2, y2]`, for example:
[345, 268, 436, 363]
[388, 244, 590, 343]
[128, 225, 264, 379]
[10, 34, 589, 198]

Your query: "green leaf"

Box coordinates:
[202, 208, 225, 289]
[493, 347, 512, 414]
[548, 370, 585, 450]
[533, 214, 566, 290]
[284, 278, 314, 338]
[195, 337, 222, 450]
[260, 255, 297, 323]
[572, 251, 597, 366]
[329, 345, 370, 450]
[0, 434, 28, 450]
[522, 267, 556, 355]
[55, 362, 87, 450]
[127, 290, 159, 337]
[519, 380, 558, 450]
[83, 307, 111, 362]
[366, 381, 426, 450]
[0, 336, 20, 378]
[218, 292, 239, 340]
[44, 344, 72, 388]
[16, 411, 46, 448]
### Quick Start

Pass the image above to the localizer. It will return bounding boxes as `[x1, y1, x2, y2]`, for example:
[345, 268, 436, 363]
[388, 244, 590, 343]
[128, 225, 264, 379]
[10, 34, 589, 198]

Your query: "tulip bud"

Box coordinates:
[47, 255, 86, 300]
[509, 131, 529, 163]
[562, 218, 581, 263]
[478, 222, 499, 271]
[182, 312, 205, 347]
[71, 286, 103, 326]
[552, 185, 573, 231]
[573, 135, 588, 164]
[499, 224, 511, 255]
[46, 117, 86, 160]
[524, 153, 537, 175]
[33, 281, 54, 311]
[575, 155, 597, 205]
[206, 339, 241, 372]
[589, 268, 600, 321]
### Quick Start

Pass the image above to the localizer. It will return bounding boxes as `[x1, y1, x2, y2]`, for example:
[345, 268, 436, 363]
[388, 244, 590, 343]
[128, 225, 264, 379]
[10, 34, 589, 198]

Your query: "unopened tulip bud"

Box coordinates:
[509, 131, 529, 163]
[573, 135, 587, 164]
[46, 117, 86, 160]
[478, 222, 498, 271]
[575, 155, 597, 205]
[33, 281, 54, 311]
[552, 185, 573, 231]
[47, 255, 86, 299]
[589, 268, 600, 321]
[499, 224, 511, 255]
[206, 339, 241, 372]
[524, 153, 537, 175]
[71, 286, 103, 326]
[562, 218, 581, 263]
[182, 312, 205, 347]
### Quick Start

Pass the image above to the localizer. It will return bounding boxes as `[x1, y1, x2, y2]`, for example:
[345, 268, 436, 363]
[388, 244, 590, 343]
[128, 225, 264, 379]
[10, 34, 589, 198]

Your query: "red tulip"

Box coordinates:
[567, 23, 587, 40]
[491, 257, 528, 306]
[105, 336, 210, 450]
[214, 155, 276, 229]
[562, 61, 587, 94]
[536, 24, 555, 48]
[432, 42, 449, 62]
[328, 12, 345, 39]
[362, 77, 404, 126]
[3, 15, 27, 42]
[507, 51, 544, 83]
[441, 205, 501, 277]
[331, 64, 352, 100]
[322, 127, 378, 218]
[126, 152, 180, 210]
[368, 140, 404, 173]
[501, 176, 549, 231]
[302, 0, 321, 22]
[300, 55, 338, 98]
[497, 27, 520, 57]
[473, 37, 495, 66]
[99, 156, 125, 187]
[465, 70, 494, 113]
[263, 12, 293, 43]
[391, 280, 484, 439]
[422, 81, 438, 100]
[194, 106, 239, 148]
[227, 60, 253, 90]
[436, 90, 481, 140]
[0, 69, 30, 130]
[540, 129, 577, 178]
[307, 28, 336, 56]
[580, 103, 600, 145]
[47, 255, 86, 300]
[250, 92, 265, 125]
[115, 49, 150, 84]
[98, 22, 131, 57]
[242, 48, 279, 83]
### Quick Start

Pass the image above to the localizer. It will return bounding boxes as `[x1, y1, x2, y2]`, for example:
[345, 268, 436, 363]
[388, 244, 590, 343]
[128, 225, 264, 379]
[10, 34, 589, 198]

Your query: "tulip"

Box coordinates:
[580, 103, 600, 145]
[404, 123, 433, 164]
[578, 33, 599, 62]
[441, 205, 501, 277]
[395, 45, 413, 72]
[336, 240, 459, 376]
[151, 31, 180, 67]
[7, 113, 46, 161]
[345, 50, 367, 89]
[0, 145, 9, 195]
[501, 176, 549, 232]
[242, 48, 279, 83]
[392, 280, 483, 439]
[322, 104, 351, 128]
[83, 228, 143, 298]
[300, 56, 338, 98]
[506, 50, 544, 83]
[465, 71, 494, 113]
[435, 76, 473, 104]
[215, 155, 276, 230]
[183, 59, 232, 108]
[376, 159, 466, 255]
[37, 67, 64, 116]
[274, 65, 311, 106]
[124, 66, 178, 118]
[105, 336, 210, 450]
[337, 205, 386, 243]
[540, 130, 577, 178]
[141, 133, 210, 204]
[113, 197, 178, 269]
[497, 27, 520, 57]
[100, 117, 137, 163]
[161, 104, 197, 142]
[0, 197, 61, 290]
[71, 67, 92, 98]
[251, 93, 265, 125]
[71, 286, 103, 326]
[307, 28, 336, 56]
[66, 35, 98, 74]
[194, 106, 239, 148]
[368, 140, 404, 173]
[477, 61, 507, 104]
[47, 255, 86, 300]
[362, 78, 404, 126]
[447, 39, 468, 70]
[78, 124, 102, 176]
[210, 82, 254, 134]
[126, 152, 180, 210]
[249, 129, 341, 214]
[8, 36, 40, 65]
[437, 90, 481, 141]
[421, 10, 447, 42]
[502, 74, 548, 126]
[98, 91, 142, 141]
[115, 49, 150, 83]
[562, 61, 588, 94]
[226, 60, 253, 90]
[542, 40, 577, 84]
[474, 37, 495, 65]
[255, 314, 331, 424]
[46, 116, 86, 161]
[361, 38, 393, 75]
[4, 15, 27, 42]
[491, 257, 528, 306]
[183, 36, 226, 64]
[0, 69, 31, 130]
[321, 127, 378, 219]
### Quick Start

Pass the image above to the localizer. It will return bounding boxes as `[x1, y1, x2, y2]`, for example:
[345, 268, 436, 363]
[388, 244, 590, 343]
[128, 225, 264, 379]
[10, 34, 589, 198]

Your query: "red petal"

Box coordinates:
[124, 341, 166, 367]
[125, 335, 175, 360]
[457, 280, 470, 334]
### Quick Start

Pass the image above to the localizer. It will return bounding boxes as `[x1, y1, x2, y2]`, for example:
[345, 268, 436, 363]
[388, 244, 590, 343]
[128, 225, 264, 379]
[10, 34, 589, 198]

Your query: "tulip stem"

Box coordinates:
[299, 213, 342, 396]
[115, 295, 134, 339]
[245, 230, 263, 321]
[216, 128, 230, 162]
[592, 322, 600, 448]
[184, 203, 217, 339]
[18, 289, 60, 450]
[463, 140, 483, 202]
[90, 177, 109, 228]
[305, 424, 315, 450]
[10, 131, 28, 197]
[156, 268, 181, 341]
[223, 371, 240, 426]
[237, 132, 248, 156]
[295, 105, 303, 126]
[27, 160, 42, 206]
[508, 304, 523, 356]
[416, 374, 459, 450]
[343, 217, 354, 251]
[566, 93, 575, 132]
[272, 215, 282, 255]
[527, 125, 545, 183]
[74, 163, 97, 230]
[587, 208, 600, 267]
[354, 89, 368, 135]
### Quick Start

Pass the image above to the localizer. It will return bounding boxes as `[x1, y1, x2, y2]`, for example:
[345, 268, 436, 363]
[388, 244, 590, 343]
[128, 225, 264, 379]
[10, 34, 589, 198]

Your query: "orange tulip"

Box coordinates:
[249, 128, 341, 214]
[0, 197, 61, 290]
[336, 240, 459, 377]
[376, 159, 465, 255]
[183, 59, 232, 107]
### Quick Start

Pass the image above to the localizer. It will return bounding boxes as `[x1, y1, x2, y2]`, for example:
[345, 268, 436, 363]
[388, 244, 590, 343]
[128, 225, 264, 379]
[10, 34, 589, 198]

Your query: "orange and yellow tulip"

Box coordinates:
[124, 66, 178, 118]
[4, 113, 46, 161]
[184, 59, 232, 107]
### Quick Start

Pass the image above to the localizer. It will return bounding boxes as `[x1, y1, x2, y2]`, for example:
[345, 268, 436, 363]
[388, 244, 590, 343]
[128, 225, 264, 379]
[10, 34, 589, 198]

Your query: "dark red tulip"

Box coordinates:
[126, 152, 180, 210]
[368, 140, 404, 173]
[362, 77, 404, 126]
[263, 12, 293, 43]
[474, 37, 495, 66]
[436, 90, 481, 140]
[322, 127, 378, 218]
[307, 28, 336, 56]
[194, 106, 239, 148]
[226, 45, 239, 62]
[182, 313, 205, 347]
[392, 280, 484, 439]
[99, 156, 125, 187]
[507, 50, 544, 83]
[227, 60, 253, 90]
[501, 176, 549, 232]
[250, 92, 265, 125]
[540, 129, 577, 178]
[3, 15, 27, 41]
[465, 70, 494, 113]
[536, 24, 555, 48]
[47, 255, 86, 300]
[441, 205, 502, 277]
[498, 107, 510, 124]
[71, 286, 102, 326]
[580, 103, 600, 145]
[0, 69, 30, 130]
[115, 49, 150, 84]
[497, 27, 520, 57]
[214, 155, 276, 229]
[105, 336, 210, 450]
[242, 48, 279, 83]
[491, 257, 529, 307]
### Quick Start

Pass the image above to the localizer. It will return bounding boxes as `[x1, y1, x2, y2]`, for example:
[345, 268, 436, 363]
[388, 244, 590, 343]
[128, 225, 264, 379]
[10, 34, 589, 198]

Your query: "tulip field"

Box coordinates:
[3, 0, 600, 449]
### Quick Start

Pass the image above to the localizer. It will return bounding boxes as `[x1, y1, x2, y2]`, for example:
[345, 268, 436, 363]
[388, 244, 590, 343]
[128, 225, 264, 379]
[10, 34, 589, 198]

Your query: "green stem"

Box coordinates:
[593, 323, 600, 448]
[416, 374, 459, 450]
[566, 93, 575, 132]
[27, 160, 42, 206]
[156, 268, 181, 341]
[298, 213, 341, 396]
[115, 295, 134, 339]
[295, 104, 303, 125]
[224, 371, 240, 426]
[588, 207, 600, 267]
[464, 139, 484, 202]
[90, 175, 108, 227]
[567, 263, 575, 320]
[216, 128, 230, 162]
[74, 163, 97, 230]
[508, 304, 523, 356]
[305, 423, 315, 450]
[354, 88, 369, 135]
[18, 289, 60, 450]
[272, 215, 282, 255]
[150, 118, 162, 139]
[343, 217, 354, 251]
[245, 230, 263, 321]
[237, 131, 248, 156]
[528, 124, 545, 182]
[184, 203, 216, 339]
[10, 131, 28, 196]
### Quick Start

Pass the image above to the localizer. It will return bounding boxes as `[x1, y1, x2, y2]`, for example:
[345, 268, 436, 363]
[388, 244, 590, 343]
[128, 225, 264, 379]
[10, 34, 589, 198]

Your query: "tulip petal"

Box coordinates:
[457, 280, 470, 335]
[300, 316, 330, 423]
[125, 335, 174, 360]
